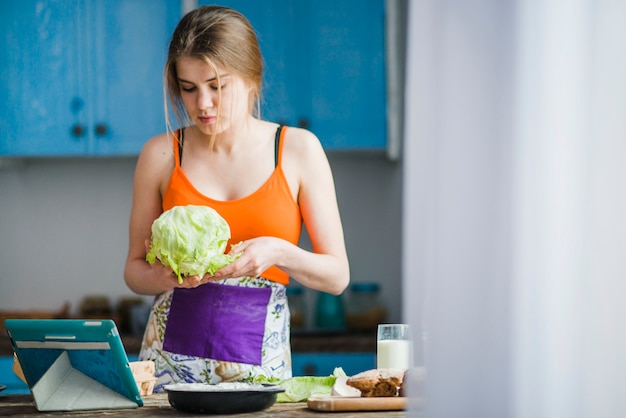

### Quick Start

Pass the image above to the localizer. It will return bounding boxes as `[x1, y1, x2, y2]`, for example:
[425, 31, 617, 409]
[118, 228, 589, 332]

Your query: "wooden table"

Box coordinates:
[0, 393, 411, 417]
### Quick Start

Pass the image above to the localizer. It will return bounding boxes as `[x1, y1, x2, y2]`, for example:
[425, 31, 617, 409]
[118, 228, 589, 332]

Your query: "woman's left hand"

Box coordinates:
[207, 237, 282, 280]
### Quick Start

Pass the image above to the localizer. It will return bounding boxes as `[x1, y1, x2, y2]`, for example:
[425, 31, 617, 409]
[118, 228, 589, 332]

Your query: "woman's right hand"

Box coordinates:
[144, 240, 215, 290]
[145, 240, 202, 290]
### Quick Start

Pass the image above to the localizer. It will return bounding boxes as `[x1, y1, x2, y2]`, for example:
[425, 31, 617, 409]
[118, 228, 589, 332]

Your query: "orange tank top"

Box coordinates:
[162, 126, 301, 285]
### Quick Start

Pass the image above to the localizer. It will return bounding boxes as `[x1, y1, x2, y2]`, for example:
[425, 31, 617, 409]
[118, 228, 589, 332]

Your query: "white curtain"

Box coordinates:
[402, 1, 626, 417]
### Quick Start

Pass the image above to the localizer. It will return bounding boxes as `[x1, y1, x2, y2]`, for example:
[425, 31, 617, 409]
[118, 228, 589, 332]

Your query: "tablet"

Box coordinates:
[4, 319, 142, 411]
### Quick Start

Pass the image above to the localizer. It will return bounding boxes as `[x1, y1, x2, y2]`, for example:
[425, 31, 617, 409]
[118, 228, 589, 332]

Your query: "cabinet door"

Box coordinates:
[197, 1, 386, 150]
[198, 1, 300, 127]
[302, 0, 386, 149]
[0, 1, 85, 156]
[89, 0, 180, 156]
[0, 1, 180, 157]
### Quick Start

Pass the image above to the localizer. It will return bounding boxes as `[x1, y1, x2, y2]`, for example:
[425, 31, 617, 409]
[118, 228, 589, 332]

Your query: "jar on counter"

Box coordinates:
[346, 282, 387, 332]
[315, 291, 346, 330]
[286, 286, 306, 329]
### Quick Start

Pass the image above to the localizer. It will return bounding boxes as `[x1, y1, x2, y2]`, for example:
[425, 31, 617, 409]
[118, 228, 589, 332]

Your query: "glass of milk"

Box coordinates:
[377, 324, 411, 369]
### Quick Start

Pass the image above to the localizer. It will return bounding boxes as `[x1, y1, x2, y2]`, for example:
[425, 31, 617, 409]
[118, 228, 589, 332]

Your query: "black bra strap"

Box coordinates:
[178, 128, 184, 165]
[274, 125, 283, 168]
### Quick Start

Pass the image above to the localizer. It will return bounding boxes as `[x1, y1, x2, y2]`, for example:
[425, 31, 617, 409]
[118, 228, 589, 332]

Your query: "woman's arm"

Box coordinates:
[124, 133, 182, 295]
[281, 128, 349, 294]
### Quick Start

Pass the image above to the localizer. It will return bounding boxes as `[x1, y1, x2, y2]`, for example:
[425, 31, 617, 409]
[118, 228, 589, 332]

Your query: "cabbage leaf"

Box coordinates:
[275, 376, 337, 402]
[274, 368, 347, 402]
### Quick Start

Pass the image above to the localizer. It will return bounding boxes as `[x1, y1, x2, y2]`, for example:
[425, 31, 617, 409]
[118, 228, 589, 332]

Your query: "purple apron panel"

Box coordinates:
[163, 282, 271, 365]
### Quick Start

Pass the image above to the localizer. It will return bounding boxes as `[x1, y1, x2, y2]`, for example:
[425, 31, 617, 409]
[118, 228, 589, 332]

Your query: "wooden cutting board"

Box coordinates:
[307, 396, 407, 412]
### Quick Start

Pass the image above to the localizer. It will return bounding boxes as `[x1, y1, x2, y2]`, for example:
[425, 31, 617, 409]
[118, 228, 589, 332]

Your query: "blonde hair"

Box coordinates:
[163, 6, 263, 147]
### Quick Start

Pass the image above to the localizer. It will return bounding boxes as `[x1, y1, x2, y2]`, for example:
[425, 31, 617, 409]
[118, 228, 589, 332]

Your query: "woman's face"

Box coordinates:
[176, 56, 251, 135]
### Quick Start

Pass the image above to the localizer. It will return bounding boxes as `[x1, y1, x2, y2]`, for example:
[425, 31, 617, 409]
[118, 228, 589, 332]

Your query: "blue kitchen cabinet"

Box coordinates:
[291, 353, 375, 377]
[199, 0, 387, 150]
[0, 1, 180, 156]
[0, 356, 29, 395]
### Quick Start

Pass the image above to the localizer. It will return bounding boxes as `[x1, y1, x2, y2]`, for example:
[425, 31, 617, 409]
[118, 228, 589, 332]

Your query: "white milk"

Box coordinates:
[377, 339, 411, 369]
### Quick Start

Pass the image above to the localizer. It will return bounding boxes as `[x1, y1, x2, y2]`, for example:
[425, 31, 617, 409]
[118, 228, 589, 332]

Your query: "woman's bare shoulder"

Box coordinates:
[280, 126, 331, 188]
[140, 132, 174, 159]
[135, 132, 176, 177]
[282, 126, 325, 159]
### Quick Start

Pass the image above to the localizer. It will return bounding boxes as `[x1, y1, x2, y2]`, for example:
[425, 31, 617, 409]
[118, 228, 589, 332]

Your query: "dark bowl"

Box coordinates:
[164, 383, 285, 414]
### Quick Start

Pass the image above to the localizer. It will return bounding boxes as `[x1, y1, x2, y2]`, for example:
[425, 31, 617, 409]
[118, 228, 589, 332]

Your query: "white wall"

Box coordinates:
[0, 158, 141, 312]
[403, 0, 626, 417]
[403, 1, 515, 414]
[0, 153, 403, 324]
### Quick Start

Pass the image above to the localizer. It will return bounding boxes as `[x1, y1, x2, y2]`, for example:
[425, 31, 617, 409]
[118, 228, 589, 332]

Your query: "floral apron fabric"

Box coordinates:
[138, 276, 292, 393]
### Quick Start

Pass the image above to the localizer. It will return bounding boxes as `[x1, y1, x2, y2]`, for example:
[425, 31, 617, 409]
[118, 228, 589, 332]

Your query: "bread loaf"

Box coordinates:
[346, 368, 405, 397]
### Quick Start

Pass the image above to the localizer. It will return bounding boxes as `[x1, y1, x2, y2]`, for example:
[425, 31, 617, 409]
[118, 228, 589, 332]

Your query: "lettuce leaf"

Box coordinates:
[146, 205, 238, 283]
[274, 368, 348, 402]
[275, 376, 337, 402]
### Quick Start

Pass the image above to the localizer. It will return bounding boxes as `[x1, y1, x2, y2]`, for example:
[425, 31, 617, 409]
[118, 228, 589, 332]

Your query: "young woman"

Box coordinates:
[124, 5, 349, 391]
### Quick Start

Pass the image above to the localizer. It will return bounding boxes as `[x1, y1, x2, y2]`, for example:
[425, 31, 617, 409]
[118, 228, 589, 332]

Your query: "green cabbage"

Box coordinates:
[146, 205, 238, 283]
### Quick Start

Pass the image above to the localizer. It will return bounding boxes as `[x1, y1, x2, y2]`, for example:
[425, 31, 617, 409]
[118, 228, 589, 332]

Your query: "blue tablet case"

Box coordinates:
[4, 319, 143, 411]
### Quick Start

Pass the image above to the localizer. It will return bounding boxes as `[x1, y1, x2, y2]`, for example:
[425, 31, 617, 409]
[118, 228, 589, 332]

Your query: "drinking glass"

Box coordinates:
[377, 323, 411, 369]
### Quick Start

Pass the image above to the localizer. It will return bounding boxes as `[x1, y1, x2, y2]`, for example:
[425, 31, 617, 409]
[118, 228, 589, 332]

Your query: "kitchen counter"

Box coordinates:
[0, 393, 409, 417]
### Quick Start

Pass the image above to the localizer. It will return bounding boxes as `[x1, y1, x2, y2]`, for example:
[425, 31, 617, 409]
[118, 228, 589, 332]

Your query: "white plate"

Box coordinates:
[164, 382, 281, 392]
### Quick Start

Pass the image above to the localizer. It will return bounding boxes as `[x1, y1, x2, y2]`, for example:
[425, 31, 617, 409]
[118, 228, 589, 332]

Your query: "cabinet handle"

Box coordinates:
[297, 118, 310, 129]
[71, 123, 85, 138]
[94, 123, 108, 137]
[70, 97, 84, 115]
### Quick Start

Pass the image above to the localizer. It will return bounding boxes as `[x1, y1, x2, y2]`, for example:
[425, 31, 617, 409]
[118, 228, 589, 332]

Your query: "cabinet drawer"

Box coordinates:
[291, 353, 375, 377]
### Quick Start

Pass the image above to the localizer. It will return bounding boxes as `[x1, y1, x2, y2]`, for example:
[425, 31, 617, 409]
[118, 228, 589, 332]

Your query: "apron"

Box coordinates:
[138, 276, 292, 392]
